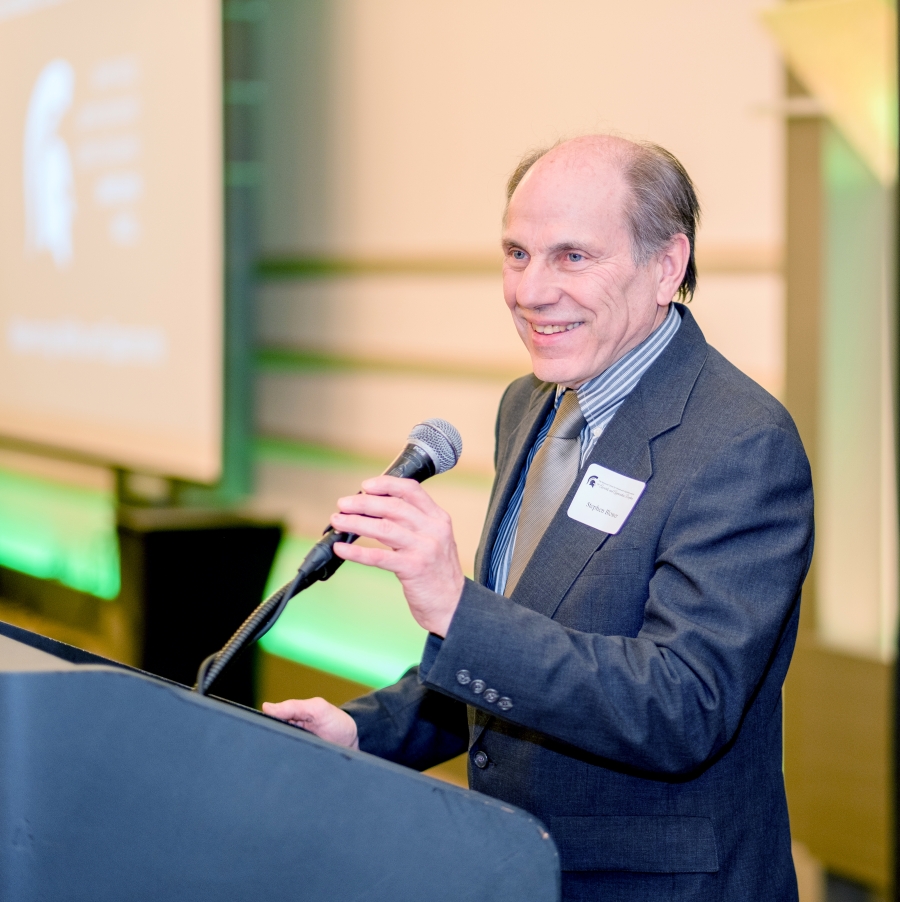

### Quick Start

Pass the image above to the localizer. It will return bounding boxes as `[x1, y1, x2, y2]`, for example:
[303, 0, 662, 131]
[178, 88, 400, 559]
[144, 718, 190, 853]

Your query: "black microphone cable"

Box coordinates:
[194, 418, 463, 696]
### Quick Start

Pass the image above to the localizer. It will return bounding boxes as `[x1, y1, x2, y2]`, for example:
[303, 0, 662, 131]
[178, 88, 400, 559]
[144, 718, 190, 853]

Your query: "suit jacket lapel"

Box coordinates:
[474, 382, 555, 584]
[507, 306, 709, 622]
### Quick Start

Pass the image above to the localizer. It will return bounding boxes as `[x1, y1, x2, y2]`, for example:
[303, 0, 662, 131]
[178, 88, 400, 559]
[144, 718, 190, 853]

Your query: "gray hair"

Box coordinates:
[505, 138, 700, 301]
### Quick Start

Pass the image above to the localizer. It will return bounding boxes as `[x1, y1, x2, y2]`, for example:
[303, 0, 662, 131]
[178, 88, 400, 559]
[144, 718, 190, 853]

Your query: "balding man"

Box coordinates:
[265, 136, 814, 901]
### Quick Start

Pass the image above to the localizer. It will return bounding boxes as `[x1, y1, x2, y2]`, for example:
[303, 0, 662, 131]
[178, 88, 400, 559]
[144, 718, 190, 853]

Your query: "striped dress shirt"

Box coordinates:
[488, 307, 682, 595]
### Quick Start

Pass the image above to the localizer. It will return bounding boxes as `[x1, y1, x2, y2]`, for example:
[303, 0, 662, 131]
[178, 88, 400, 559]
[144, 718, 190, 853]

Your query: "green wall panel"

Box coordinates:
[259, 533, 426, 689]
[0, 467, 119, 599]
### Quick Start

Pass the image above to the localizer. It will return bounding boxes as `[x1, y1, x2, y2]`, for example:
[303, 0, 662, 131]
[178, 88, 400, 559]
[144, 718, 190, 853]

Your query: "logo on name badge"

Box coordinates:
[567, 464, 646, 535]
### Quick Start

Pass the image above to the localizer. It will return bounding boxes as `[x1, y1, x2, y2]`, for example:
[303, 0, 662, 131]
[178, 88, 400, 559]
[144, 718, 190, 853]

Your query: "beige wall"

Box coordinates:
[254, 0, 787, 569]
[261, 0, 784, 256]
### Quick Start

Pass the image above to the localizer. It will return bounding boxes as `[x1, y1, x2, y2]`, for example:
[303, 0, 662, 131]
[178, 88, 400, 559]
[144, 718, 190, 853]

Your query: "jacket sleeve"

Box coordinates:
[341, 663, 469, 770]
[419, 421, 814, 775]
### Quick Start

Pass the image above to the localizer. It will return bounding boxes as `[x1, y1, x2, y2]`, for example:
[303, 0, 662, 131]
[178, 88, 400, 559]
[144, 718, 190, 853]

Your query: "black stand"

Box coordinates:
[117, 506, 282, 706]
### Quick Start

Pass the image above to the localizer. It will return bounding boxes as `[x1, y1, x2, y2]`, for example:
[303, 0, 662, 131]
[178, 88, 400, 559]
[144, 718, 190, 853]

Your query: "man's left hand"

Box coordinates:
[330, 475, 465, 638]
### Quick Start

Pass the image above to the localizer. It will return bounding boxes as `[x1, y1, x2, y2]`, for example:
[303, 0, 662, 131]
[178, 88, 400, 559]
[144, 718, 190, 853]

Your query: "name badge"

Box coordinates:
[567, 464, 646, 535]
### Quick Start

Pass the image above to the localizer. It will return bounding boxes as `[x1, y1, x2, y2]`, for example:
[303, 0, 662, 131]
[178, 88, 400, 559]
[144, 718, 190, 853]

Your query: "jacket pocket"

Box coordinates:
[547, 815, 719, 873]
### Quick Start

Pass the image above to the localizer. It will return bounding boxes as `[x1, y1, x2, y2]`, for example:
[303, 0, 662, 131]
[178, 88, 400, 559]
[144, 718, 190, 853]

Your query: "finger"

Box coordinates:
[262, 699, 313, 724]
[335, 491, 428, 529]
[358, 475, 444, 516]
[262, 699, 299, 717]
[330, 511, 418, 548]
[333, 541, 400, 571]
[335, 490, 451, 540]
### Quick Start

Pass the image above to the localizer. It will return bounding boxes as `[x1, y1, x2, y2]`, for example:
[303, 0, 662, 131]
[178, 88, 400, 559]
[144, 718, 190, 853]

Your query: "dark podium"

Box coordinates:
[0, 621, 559, 901]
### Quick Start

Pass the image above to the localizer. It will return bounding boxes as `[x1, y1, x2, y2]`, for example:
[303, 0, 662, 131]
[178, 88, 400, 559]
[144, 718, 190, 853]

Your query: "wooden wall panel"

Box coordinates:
[785, 640, 892, 891]
[257, 275, 529, 377]
[256, 368, 508, 476]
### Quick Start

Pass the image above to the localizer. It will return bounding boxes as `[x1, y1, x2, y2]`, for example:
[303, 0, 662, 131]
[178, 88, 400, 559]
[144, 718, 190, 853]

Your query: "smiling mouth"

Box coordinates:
[531, 322, 584, 334]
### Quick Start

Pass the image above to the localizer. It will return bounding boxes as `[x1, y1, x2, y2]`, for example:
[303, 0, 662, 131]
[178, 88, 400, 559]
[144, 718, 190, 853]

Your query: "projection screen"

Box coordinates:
[0, 0, 223, 482]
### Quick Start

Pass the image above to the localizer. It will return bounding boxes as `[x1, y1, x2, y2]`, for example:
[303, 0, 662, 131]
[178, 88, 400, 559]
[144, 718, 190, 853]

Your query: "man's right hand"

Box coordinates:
[262, 697, 360, 750]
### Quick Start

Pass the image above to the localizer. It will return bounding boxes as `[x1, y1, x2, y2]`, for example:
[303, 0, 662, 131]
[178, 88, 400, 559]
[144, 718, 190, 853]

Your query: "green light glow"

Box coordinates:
[0, 467, 119, 599]
[258, 534, 426, 688]
[0, 444, 429, 685]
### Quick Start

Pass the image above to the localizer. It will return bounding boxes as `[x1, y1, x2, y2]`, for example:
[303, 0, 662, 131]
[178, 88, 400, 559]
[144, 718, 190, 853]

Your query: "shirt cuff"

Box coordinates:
[418, 632, 444, 681]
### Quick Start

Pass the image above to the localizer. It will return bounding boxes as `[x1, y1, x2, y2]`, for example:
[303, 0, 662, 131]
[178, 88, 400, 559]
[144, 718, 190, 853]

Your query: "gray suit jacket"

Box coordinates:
[345, 307, 814, 902]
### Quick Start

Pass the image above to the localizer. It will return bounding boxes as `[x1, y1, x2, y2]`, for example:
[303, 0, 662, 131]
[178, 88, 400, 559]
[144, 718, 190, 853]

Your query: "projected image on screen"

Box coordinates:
[0, 0, 222, 481]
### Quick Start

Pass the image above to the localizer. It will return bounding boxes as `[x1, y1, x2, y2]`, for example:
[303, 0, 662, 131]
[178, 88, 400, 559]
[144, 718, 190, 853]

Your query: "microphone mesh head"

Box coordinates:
[408, 418, 463, 474]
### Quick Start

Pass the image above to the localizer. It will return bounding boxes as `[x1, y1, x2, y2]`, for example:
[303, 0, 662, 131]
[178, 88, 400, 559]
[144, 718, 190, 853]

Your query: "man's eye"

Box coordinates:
[567, 252, 584, 262]
[510, 249, 527, 261]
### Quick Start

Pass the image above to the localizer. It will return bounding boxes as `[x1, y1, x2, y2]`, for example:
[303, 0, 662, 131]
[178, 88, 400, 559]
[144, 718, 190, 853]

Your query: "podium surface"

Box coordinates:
[0, 621, 559, 901]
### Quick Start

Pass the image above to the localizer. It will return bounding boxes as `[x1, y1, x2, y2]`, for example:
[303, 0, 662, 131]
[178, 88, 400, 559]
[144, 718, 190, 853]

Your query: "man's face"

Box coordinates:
[501, 147, 673, 389]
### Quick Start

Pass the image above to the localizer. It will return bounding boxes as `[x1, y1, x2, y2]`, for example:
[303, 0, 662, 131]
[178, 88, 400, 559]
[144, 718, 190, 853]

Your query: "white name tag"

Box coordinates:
[567, 464, 646, 535]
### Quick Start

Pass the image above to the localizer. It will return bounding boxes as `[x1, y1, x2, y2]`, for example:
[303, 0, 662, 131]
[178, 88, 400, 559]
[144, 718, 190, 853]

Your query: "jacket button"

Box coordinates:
[470, 679, 486, 694]
[483, 688, 499, 704]
[497, 697, 513, 711]
[456, 670, 471, 685]
[473, 750, 490, 769]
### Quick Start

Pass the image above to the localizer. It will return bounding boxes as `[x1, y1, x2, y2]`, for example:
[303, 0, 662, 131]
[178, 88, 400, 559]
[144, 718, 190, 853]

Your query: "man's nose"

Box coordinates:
[515, 259, 559, 309]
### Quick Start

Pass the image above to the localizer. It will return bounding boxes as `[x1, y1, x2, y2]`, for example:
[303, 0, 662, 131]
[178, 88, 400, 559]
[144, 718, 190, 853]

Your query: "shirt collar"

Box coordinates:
[554, 306, 682, 433]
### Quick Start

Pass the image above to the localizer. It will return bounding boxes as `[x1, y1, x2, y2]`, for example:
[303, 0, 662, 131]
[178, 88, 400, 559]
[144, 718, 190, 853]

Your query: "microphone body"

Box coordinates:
[296, 441, 439, 584]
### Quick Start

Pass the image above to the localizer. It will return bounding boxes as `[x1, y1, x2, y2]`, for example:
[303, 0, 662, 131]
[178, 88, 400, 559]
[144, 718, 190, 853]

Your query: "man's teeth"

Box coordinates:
[532, 322, 584, 334]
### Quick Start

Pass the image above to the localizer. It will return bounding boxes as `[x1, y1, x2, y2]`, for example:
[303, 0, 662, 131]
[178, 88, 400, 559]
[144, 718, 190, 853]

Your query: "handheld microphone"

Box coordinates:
[194, 418, 463, 695]
[297, 417, 464, 584]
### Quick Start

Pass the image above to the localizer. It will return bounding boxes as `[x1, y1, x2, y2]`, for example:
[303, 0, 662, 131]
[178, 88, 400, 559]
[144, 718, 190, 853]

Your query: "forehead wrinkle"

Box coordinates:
[502, 229, 598, 250]
[503, 219, 611, 253]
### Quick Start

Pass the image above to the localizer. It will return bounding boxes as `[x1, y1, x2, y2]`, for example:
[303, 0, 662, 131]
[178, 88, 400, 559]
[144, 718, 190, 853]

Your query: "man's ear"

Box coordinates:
[656, 233, 690, 306]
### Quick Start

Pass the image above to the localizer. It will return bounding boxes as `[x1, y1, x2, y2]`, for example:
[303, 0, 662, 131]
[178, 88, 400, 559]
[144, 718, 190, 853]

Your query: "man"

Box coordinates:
[264, 135, 814, 901]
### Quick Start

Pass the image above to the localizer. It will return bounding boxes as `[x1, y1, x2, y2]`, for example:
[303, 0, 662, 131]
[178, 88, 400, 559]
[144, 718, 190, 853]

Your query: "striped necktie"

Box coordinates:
[504, 390, 585, 596]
